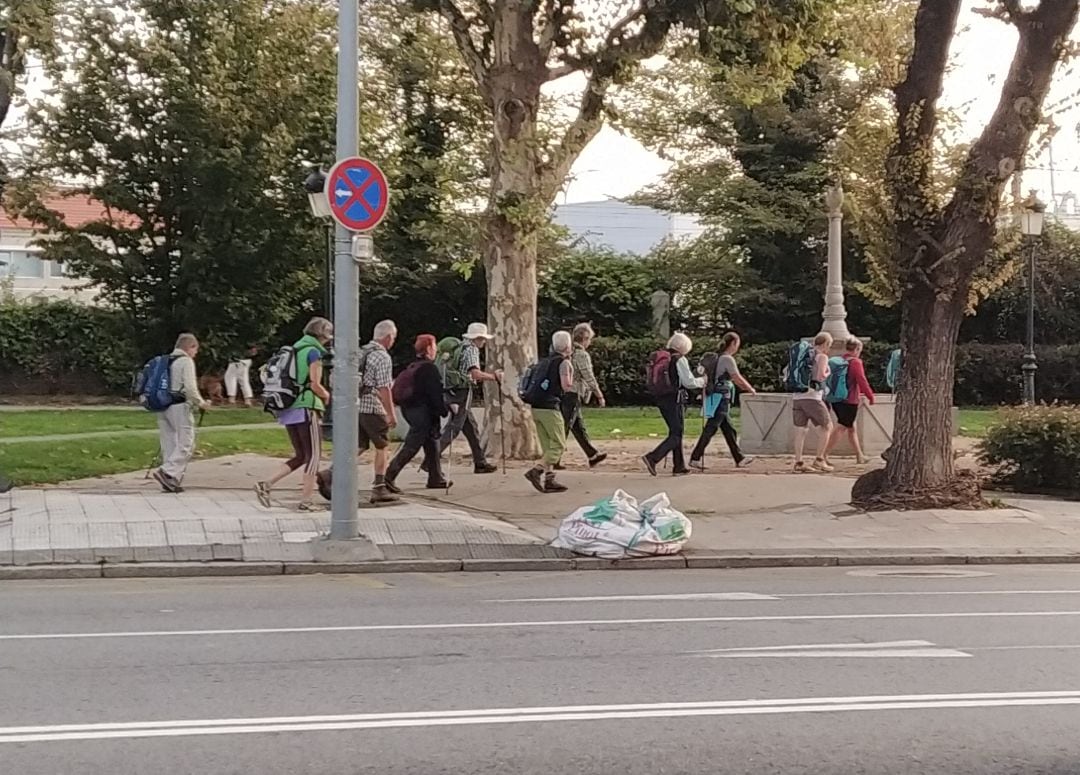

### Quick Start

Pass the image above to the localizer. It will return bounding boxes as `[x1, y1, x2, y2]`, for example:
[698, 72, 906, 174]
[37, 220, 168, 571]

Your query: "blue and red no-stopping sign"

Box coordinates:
[326, 157, 389, 232]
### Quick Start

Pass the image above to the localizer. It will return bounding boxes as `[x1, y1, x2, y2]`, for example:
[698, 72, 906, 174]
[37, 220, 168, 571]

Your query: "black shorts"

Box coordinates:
[831, 402, 859, 429]
[358, 413, 391, 451]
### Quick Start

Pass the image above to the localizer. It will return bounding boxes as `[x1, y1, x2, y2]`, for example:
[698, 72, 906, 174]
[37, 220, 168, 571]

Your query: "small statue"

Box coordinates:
[650, 289, 671, 340]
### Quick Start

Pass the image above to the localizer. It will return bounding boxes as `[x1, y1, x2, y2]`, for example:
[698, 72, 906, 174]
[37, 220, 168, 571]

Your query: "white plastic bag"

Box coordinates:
[551, 489, 691, 559]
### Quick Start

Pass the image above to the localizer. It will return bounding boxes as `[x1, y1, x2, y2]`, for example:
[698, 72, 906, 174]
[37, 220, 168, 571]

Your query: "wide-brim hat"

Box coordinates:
[462, 323, 495, 340]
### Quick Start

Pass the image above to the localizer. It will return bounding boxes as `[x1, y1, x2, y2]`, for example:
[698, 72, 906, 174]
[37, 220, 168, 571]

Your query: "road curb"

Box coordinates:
[5, 552, 1080, 580]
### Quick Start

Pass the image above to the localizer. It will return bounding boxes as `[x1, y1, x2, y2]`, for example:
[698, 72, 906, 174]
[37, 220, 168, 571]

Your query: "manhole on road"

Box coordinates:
[846, 568, 993, 579]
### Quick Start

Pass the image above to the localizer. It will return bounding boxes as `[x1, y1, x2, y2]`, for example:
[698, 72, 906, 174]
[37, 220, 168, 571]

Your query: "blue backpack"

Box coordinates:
[825, 356, 850, 403]
[783, 341, 815, 393]
[134, 354, 184, 412]
[886, 348, 902, 391]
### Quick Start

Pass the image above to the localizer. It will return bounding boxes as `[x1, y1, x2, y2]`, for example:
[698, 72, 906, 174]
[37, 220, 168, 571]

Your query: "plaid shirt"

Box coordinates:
[571, 345, 600, 401]
[359, 342, 393, 415]
[458, 342, 482, 387]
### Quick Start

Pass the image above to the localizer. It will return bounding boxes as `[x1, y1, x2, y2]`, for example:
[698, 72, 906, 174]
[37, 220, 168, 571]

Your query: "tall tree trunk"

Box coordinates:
[889, 282, 964, 490]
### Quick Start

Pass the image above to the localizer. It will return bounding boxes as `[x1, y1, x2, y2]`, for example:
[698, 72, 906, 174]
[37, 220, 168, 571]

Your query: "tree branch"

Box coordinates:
[436, 0, 490, 93]
[942, 0, 1080, 273]
[538, 5, 671, 201]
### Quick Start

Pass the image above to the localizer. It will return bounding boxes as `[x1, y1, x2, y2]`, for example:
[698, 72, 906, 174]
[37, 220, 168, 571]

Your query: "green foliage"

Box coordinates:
[0, 300, 137, 393]
[538, 248, 656, 340]
[11, 0, 337, 361]
[0, 0, 59, 130]
[980, 406, 1080, 494]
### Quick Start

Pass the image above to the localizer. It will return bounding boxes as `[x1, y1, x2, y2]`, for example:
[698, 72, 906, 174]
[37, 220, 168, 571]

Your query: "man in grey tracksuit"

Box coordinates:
[153, 333, 211, 493]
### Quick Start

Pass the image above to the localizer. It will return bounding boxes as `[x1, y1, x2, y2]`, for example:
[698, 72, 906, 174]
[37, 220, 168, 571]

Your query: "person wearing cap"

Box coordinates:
[385, 334, 451, 490]
[434, 322, 502, 474]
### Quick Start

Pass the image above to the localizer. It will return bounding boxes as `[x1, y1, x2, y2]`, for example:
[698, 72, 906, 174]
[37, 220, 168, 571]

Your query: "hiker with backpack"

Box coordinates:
[824, 336, 875, 466]
[555, 322, 607, 470]
[432, 323, 500, 475]
[642, 332, 706, 477]
[384, 334, 451, 491]
[143, 333, 211, 493]
[522, 330, 575, 493]
[225, 344, 258, 406]
[788, 332, 834, 473]
[689, 332, 756, 470]
[254, 317, 332, 511]
[357, 319, 400, 504]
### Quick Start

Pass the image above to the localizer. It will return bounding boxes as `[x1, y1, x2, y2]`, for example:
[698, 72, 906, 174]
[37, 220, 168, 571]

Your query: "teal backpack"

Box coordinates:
[825, 356, 850, 403]
[886, 349, 902, 391]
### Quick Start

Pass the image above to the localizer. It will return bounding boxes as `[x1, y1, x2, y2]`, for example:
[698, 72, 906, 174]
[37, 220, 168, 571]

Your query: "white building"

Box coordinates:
[0, 193, 105, 303]
[552, 200, 704, 256]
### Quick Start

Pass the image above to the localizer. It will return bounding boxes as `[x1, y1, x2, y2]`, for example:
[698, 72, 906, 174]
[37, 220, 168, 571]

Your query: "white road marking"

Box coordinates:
[695, 640, 971, 659]
[5, 610, 1080, 641]
[492, 593, 781, 602]
[493, 589, 1080, 603]
[3, 691, 1079, 743]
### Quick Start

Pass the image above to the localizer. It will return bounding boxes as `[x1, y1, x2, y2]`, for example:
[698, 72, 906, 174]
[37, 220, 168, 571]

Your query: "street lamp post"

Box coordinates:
[1020, 191, 1045, 406]
[303, 168, 334, 320]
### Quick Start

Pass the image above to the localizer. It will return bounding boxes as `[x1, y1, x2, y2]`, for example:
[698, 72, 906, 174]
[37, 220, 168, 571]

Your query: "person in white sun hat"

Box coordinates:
[433, 322, 502, 474]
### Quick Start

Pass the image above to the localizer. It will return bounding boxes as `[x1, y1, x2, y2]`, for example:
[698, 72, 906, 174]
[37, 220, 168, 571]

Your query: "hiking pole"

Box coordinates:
[495, 376, 507, 475]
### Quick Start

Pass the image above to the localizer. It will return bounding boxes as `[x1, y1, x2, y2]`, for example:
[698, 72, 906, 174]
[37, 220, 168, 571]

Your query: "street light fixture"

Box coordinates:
[303, 168, 332, 219]
[1020, 191, 1045, 405]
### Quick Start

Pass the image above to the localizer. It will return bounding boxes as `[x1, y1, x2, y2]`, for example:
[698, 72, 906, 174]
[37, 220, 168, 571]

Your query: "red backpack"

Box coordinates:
[646, 349, 677, 398]
[392, 361, 425, 405]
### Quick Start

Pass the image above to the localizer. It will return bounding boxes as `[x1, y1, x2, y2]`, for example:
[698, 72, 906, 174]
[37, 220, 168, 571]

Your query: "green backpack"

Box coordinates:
[436, 337, 469, 390]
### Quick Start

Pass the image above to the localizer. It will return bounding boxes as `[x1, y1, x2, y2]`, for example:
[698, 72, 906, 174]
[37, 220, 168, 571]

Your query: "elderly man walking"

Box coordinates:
[433, 322, 501, 475]
[359, 319, 400, 504]
[153, 333, 211, 493]
[522, 331, 574, 494]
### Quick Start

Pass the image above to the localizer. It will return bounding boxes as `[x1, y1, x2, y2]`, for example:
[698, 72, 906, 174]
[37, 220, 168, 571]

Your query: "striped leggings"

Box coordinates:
[284, 412, 322, 475]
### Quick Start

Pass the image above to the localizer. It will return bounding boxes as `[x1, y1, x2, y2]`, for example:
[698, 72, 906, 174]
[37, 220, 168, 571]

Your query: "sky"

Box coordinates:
[11, 2, 1080, 213]
[561, 1, 1080, 209]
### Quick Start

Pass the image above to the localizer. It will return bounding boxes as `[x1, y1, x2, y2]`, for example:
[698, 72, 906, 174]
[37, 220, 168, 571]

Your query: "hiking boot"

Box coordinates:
[254, 481, 272, 509]
[641, 456, 658, 477]
[812, 458, 835, 473]
[588, 453, 608, 468]
[370, 485, 400, 505]
[543, 474, 568, 493]
[689, 458, 706, 472]
[474, 463, 498, 474]
[793, 461, 808, 473]
[153, 469, 181, 494]
[736, 456, 755, 469]
[554, 462, 566, 471]
[672, 468, 692, 477]
[524, 468, 546, 493]
[383, 479, 403, 495]
[426, 480, 453, 490]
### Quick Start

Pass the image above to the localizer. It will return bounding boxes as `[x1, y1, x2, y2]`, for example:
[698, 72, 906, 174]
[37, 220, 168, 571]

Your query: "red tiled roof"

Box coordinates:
[0, 192, 129, 230]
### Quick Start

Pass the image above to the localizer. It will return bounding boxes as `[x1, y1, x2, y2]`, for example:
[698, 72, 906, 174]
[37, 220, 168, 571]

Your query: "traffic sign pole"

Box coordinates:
[329, 0, 360, 541]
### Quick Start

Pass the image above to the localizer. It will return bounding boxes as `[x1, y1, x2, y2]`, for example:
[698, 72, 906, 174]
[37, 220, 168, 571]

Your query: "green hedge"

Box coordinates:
[589, 337, 1079, 406]
[0, 302, 138, 395]
[980, 406, 1080, 493]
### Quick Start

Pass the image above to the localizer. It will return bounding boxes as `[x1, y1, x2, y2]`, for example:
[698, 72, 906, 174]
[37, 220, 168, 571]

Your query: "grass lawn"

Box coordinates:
[0, 406, 272, 438]
[0, 428, 292, 485]
[582, 406, 999, 440]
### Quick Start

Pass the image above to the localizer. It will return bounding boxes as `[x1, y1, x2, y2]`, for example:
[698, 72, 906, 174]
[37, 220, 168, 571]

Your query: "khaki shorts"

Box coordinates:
[358, 413, 390, 451]
[792, 399, 831, 429]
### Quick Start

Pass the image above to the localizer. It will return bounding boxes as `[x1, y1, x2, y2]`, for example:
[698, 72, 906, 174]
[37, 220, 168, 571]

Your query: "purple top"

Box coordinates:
[277, 349, 325, 426]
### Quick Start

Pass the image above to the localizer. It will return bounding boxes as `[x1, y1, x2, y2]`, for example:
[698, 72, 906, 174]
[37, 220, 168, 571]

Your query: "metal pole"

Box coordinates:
[329, 0, 360, 540]
[1022, 239, 1038, 405]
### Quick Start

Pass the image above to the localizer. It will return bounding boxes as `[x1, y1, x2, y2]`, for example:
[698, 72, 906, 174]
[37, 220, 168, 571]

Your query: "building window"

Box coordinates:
[49, 260, 68, 278]
[0, 250, 45, 278]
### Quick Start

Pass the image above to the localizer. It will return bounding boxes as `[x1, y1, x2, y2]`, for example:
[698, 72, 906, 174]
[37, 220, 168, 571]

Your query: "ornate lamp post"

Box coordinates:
[1020, 191, 1045, 405]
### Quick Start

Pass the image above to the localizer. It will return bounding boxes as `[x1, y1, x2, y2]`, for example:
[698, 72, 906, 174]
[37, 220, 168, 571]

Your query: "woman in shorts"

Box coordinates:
[825, 336, 875, 466]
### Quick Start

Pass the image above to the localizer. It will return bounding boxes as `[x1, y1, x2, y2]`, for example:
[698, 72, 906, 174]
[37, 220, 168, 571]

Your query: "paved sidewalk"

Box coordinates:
[6, 453, 1080, 574]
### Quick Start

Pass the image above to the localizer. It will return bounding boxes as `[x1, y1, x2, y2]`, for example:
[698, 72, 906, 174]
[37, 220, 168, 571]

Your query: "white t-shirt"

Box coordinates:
[793, 352, 830, 402]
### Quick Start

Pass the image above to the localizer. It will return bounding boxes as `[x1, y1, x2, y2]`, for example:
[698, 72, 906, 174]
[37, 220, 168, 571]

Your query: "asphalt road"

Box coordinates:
[5, 566, 1080, 774]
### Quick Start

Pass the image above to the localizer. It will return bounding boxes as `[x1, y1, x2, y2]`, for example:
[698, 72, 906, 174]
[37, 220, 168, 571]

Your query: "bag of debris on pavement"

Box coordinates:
[551, 489, 692, 559]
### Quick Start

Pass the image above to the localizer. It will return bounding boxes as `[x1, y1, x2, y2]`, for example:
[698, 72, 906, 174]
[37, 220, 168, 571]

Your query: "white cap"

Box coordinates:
[462, 322, 494, 340]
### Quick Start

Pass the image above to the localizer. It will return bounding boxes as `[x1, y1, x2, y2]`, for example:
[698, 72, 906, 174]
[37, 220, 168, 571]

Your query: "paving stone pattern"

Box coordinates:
[0, 489, 561, 565]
